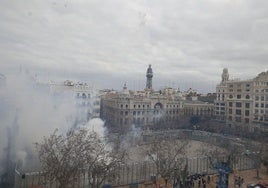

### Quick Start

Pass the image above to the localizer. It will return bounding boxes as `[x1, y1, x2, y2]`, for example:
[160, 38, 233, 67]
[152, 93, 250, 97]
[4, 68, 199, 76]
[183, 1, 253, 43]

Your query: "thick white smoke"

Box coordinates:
[0, 70, 102, 172]
[83, 118, 106, 138]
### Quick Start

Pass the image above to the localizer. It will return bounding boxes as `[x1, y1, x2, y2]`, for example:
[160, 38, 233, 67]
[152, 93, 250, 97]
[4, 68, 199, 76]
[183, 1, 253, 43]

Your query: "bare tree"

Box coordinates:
[35, 128, 126, 188]
[197, 143, 227, 169]
[144, 139, 188, 186]
[197, 138, 245, 171]
[87, 136, 127, 188]
[262, 151, 268, 174]
[258, 136, 268, 174]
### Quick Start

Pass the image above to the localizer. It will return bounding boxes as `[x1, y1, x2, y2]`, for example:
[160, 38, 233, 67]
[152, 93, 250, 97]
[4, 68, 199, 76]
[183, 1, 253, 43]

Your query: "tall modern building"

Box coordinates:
[215, 69, 268, 129]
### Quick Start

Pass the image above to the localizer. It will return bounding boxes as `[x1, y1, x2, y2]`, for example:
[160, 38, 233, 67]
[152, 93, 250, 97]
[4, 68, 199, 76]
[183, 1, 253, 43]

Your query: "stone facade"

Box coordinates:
[215, 69, 268, 127]
[100, 66, 214, 129]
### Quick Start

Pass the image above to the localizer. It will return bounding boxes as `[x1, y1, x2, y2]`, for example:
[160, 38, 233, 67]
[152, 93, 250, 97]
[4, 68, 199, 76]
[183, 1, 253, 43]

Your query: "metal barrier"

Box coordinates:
[14, 155, 255, 188]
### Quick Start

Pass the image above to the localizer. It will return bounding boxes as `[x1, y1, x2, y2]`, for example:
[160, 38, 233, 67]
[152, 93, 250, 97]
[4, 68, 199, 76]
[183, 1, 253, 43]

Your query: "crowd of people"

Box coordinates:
[172, 173, 212, 188]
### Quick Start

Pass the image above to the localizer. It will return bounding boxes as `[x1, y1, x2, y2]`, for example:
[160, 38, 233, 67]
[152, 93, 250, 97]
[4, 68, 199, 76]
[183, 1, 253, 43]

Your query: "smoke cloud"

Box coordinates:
[0, 69, 103, 175]
[83, 118, 106, 138]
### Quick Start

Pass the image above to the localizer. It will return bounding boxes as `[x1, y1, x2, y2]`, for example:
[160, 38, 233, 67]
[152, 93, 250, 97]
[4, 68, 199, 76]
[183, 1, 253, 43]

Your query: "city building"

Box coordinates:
[215, 69, 268, 128]
[49, 80, 100, 124]
[100, 65, 214, 130]
[214, 68, 229, 122]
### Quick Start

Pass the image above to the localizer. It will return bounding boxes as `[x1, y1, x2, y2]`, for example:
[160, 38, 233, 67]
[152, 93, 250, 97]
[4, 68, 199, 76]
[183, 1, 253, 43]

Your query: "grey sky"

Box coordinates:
[0, 0, 268, 92]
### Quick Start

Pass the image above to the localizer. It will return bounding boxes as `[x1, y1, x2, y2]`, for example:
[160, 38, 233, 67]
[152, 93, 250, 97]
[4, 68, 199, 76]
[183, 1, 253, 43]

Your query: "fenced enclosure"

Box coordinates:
[14, 154, 256, 188]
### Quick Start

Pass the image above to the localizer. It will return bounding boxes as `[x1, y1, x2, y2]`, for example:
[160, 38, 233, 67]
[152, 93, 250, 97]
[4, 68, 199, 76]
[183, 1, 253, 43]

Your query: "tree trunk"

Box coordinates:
[59, 181, 68, 188]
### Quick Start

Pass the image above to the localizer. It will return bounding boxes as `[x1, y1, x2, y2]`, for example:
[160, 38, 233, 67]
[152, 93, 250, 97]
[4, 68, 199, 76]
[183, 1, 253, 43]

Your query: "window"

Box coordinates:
[237, 95, 241, 99]
[125, 111, 128, 116]
[236, 109, 241, 115]
[229, 95, 233, 99]
[246, 95, 250, 99]
[236, 102, 242, 108]
[229, 102, 233, 107]
[229, 109, 232, 114]
[245, 110, 249, 116]
[255, 103, 259, 108]
[245, 103, 250, 108]
[235, 117, 241, 122]
[133, 111, 136, 115]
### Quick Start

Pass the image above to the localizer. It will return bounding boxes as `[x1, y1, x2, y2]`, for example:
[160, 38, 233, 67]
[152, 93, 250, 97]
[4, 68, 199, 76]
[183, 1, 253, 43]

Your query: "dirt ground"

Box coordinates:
[127, 140, 225, 162]
[116, 165, 268, 188]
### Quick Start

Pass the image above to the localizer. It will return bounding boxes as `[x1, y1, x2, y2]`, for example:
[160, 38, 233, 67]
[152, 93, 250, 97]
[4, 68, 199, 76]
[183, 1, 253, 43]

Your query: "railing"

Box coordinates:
[14, 155, 255, 188]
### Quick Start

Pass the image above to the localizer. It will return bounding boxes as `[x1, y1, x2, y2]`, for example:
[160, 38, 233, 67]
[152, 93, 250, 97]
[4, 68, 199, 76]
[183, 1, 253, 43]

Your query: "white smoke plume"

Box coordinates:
[0, 70, 102, 173]
[83, 118, 106, 138]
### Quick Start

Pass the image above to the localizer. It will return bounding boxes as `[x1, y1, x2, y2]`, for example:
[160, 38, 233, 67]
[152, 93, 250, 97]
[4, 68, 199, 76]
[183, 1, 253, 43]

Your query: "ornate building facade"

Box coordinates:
[100, 65, 214, 130]
[215, 69, 268, 128]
